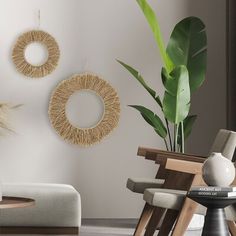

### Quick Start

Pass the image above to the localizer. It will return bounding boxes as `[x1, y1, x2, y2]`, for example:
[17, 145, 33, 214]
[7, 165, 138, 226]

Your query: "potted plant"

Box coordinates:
[118, 0, 207, 153]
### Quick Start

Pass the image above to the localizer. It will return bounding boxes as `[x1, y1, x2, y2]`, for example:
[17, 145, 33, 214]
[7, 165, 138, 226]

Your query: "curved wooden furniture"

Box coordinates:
[135, 128, 236, 236]
[0, 196, 35, 209]
[130, 146, 205, 236]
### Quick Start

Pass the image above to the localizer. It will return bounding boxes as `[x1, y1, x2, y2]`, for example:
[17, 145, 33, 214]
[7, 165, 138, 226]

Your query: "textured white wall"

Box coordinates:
[0, 0, 226, 218]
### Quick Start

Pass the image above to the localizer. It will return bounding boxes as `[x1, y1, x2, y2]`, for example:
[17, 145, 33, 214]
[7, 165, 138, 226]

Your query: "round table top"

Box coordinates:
[0, 196, 35, 209]
[187, 193, 236, 200]
[187, 193, 236, 208]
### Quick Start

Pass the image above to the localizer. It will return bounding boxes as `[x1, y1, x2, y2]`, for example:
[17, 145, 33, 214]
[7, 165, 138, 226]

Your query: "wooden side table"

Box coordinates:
[0, 196, 35, 209]
[0, 196, 35, 234]
[187, 193, 236, 236]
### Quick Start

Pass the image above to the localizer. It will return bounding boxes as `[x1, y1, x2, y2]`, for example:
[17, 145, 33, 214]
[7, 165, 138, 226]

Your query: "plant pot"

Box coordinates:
[202, 152, 235, 186]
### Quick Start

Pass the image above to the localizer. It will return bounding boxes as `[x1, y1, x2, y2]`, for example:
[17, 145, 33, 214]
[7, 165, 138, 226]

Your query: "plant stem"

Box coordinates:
[164, 138, 169, 151]
[165, 118, 172, 151]
[173, 124, 176, 151]
[174, 124, 179, 152]
[180, 121, 184, 153]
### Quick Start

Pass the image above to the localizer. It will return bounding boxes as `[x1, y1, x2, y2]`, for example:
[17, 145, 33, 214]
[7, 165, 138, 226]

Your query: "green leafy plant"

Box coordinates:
[118, 0, 207, 152]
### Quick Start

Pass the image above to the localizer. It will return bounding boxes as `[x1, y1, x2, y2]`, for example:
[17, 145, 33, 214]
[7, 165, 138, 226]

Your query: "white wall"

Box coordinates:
[0, 0, 226, 218]
[185, 0, 227, 155]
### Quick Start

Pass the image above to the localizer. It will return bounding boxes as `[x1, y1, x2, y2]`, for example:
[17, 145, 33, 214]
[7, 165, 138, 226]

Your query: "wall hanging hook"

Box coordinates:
[37, 9, 41, 29]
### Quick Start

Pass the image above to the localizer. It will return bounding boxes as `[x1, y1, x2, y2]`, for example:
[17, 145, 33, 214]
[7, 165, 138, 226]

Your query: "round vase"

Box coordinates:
[202, 152, 235, 186]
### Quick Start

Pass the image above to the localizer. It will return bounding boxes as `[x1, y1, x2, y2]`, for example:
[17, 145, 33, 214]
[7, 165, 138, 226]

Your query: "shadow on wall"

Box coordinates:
[185, 0, 227, 156]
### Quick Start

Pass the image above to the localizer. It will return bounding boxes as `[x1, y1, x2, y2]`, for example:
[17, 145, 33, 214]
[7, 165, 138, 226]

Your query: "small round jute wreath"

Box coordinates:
[12, 30, 60, 78]
[48, 73, 120, 146]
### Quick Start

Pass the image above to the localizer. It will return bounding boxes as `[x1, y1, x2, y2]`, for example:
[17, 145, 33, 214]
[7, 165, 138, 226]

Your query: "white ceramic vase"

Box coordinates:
[202, 152, 235, 186]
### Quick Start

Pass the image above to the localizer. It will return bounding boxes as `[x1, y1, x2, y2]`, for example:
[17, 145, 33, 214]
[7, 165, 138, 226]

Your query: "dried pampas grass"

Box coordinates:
[12, 30, 60, 78]
[0, 103, 20, 134]
[49, 73, 120, 146]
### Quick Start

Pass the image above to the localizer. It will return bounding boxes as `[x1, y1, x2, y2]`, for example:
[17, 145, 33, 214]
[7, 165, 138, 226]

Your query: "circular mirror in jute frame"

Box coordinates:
[48, 73, 120, 146]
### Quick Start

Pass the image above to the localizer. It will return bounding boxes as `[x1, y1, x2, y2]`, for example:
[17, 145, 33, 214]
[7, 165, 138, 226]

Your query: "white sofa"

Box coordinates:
[0, 183, 81, 234]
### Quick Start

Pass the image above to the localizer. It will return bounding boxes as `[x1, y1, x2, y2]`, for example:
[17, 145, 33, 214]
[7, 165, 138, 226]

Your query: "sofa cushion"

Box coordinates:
[0, 183, 81, 227]
[144, 188, 186, 210]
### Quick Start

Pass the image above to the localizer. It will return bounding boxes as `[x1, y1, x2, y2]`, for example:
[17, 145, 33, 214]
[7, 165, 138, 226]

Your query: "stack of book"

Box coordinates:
[189, 186, 236, 197]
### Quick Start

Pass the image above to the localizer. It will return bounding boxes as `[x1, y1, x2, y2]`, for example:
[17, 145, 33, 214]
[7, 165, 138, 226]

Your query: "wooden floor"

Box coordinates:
[0, 221, 202, 235]
[79, 219, 202, 236]
[0, 228, 202, 236]
[79, 226, 202, 236]
[0, 226, 203, 236]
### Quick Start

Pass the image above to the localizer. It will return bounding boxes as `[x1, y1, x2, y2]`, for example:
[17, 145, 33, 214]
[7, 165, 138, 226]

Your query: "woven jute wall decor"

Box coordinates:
[12, 30, 60, 78]
[48, 73, 120, 146]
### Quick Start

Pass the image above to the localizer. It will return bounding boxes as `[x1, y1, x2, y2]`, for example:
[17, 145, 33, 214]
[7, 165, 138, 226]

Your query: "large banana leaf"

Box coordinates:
[162, 66, 190, 124]
[129, 105, 167, 138]
[136, 0, 174, 73]
[117, 60, 162, 108]
[166, 17, 207, 92]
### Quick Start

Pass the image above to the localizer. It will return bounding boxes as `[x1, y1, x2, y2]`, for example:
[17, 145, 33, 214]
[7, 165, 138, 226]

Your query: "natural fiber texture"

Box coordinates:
[48, 74, 120, 146]
[12, 30, 60, 78]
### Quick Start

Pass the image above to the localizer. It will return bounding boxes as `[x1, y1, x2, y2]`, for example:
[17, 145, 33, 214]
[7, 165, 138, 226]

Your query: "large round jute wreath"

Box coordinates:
[12, 30, 60, 78]
[48, 73, 120, 146]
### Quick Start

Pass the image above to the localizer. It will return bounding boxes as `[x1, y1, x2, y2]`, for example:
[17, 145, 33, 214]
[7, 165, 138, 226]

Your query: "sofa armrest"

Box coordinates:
[165, 159, 203, 175]
[138, 146, 206, 163]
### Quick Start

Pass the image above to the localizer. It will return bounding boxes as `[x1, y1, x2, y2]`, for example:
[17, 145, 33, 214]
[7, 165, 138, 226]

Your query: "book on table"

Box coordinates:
[190, 186, 236, 192]
[189, 186, 236, 197]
